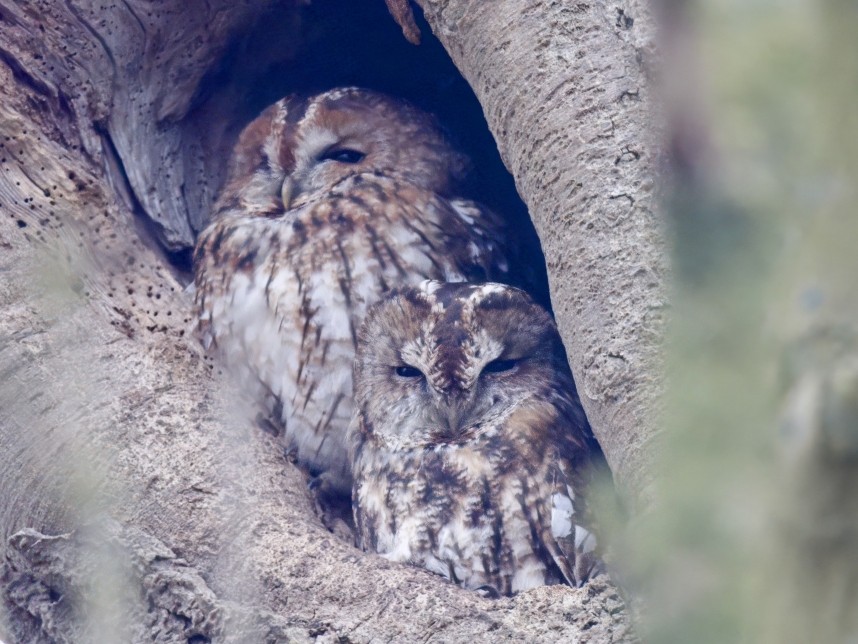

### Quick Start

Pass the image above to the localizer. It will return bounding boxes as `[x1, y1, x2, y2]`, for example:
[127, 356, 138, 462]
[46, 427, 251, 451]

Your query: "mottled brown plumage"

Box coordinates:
[352, 281, 602, 595]
[193, 88, 513, 494]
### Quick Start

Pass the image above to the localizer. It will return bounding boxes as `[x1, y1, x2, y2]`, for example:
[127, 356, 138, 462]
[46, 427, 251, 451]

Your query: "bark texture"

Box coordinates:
[0, 0, 658, 640]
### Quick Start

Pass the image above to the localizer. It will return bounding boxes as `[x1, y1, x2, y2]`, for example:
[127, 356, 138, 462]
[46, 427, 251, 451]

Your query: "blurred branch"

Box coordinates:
[638, 1, 858, 641]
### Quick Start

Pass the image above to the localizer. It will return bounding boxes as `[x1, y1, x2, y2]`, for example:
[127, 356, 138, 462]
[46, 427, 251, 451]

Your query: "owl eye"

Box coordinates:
[321, 148, 366, 164]
[483, 358, 517, 374]
[395, 365, 423, 378]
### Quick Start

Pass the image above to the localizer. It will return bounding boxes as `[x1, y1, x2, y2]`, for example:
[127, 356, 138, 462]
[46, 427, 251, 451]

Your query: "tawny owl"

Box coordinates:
[351, 280, 602, 596]
[194, 88, 513, 495]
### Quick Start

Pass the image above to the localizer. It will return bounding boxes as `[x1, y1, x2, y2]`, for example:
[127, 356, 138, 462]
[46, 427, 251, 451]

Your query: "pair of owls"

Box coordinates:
[194, 88, 602, 595]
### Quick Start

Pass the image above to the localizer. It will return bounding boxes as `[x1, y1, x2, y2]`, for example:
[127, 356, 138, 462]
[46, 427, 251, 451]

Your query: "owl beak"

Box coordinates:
[436, 390, 476, 438]
[281, 177, 295, 209]
[430, 410, 464, 443]
[444, 408, 461, 435]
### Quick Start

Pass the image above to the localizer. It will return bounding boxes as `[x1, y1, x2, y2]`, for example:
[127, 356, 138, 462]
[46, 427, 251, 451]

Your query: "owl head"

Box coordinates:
[216, 88, 469, 216]
[353, 280, 582, 451]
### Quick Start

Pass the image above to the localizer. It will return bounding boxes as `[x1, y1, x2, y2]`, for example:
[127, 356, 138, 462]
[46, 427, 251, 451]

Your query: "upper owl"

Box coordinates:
[194, 88, 517, 497]
[352, 280, 603, 595]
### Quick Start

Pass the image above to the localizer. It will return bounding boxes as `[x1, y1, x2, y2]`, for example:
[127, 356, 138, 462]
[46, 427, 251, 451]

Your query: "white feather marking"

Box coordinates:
[297, 125, 339, 162]
[263, 102, 290, 173]
[419, 279, 443, 296]
[468, 241, 481, 262]
[511, 564, 548, 594]
[551, 493, 575, 539]
[449, 199, 476, 225]
[473, 283, 507, 299]
[318, 87, 361, 102]
[574, 525, 597, 553]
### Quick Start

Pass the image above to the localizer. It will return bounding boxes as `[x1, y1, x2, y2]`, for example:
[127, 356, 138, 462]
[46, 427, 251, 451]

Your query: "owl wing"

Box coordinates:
[448, 197, 547, 297]
[514, 392, 603, 588]
[546, 460, 603, 587]
[446, 198, 512, 285]
[548, 393, 606, 587]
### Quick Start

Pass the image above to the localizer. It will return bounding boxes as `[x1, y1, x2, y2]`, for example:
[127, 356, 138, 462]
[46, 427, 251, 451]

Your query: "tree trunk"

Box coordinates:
[0, 1, 657, 641]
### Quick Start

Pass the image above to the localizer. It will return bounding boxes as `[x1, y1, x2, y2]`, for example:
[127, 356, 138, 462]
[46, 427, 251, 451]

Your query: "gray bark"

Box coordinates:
[0, 0, 658, 641]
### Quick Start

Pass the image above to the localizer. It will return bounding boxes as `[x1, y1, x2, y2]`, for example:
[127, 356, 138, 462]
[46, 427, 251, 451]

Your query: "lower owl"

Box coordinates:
[351, 280, 603, 595]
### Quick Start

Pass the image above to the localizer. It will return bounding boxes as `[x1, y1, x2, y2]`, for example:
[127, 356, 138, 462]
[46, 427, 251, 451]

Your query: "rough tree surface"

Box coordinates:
[0, 0, 659, 641]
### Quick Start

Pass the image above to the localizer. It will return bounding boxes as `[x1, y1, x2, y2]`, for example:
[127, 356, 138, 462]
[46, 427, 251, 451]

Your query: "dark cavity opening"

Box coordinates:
[169, 0, 550, 308]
